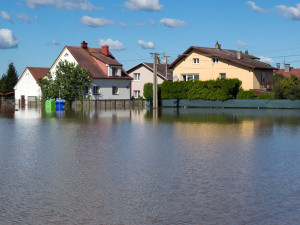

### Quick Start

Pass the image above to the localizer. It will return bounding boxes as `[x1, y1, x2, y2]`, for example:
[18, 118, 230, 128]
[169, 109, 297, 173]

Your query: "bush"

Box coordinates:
[161, 78, 242, 100]
[236, 90, 255, 99]
[257, 93, 274, 99]
[273, 74, 300, 100]
[143, 83, 161, 100]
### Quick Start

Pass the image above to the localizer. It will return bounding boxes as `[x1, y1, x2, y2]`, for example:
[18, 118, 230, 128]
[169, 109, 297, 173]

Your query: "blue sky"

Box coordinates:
[1, 0, 300, 77]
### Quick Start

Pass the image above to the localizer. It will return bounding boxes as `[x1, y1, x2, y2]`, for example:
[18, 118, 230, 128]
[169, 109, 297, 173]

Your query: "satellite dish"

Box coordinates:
[173, 76, 178, 81]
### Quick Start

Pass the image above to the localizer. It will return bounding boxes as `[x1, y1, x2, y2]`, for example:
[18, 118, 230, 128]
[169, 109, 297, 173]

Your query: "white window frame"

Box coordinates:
[109, 66, 121, 77]
[182, 74, 199, 81]
[219, 73, 226, 79]
[93, 85, 101, 95]
[134, 90, 141, 98]
[193, 58, 199, 64]
[133, 73, 140, 81]
[112, 86, 119, 95]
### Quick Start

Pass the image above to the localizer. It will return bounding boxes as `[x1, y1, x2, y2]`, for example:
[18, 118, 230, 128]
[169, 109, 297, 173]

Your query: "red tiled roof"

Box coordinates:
[276, 68, 300, 78]
[66, 46, 131, 80]
[27, 67, 49, 81]
[127, 62, 173, 81]
[169, 46, 276, 70]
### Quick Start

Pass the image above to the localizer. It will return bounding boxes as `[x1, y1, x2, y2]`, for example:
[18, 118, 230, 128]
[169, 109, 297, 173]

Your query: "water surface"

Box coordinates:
[1, 108, 300, 224]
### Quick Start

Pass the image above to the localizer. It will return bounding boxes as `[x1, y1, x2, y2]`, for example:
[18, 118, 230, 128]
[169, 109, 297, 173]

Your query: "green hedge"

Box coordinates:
[143, 83, 161, 100]
[257, 93, 274, 99]
[161, 78, 241, 100]
[236, 90, 255, 99]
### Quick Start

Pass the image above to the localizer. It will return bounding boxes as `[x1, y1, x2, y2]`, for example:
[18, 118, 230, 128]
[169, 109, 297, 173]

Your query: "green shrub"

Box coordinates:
[143, 83, 161, 100]
[161, 78, 242, 100]
[257, 93, 274, 99]
[236, 90, 255, 99]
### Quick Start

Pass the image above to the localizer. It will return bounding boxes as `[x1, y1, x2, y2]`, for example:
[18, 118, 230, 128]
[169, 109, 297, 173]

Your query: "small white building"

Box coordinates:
[50, 41, 132, 100]
[127, 63, 173, 98]
[14, 67, 49, 105]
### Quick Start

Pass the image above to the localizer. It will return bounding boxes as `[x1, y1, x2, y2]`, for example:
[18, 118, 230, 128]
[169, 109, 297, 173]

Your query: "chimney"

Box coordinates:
[284, 64, 290, 73]
[81, 41, 88, 49]
[102, 45, 109, 56]
[276, 63, 280, 69]
[237, 49, 241, 59]
[215, 41, 221, 49]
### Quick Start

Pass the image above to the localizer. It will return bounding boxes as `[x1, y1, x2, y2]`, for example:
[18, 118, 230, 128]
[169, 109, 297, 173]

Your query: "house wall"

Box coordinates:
[172, 51, 271, 90]
[90, 79, 131, 100]
[14, 68, 41, 102]
[128, 66, 165, 98]
[50, 48, 77, 78]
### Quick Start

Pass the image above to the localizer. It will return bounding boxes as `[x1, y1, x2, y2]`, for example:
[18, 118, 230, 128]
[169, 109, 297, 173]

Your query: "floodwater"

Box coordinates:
[0, 107, 300, 224]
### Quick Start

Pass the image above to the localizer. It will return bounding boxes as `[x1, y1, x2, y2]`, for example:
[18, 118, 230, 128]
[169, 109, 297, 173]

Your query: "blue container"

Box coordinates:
[56, 99, 65, 111]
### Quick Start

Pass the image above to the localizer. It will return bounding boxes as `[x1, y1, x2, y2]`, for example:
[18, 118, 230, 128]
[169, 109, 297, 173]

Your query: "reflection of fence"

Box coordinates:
[15, 98, 40, 108]
[72, 99, 147, 110]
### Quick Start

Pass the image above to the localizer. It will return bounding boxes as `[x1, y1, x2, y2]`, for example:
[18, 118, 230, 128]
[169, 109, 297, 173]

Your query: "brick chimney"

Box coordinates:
[81, 41, 88, 49]
[215, 41, 221, 49]
[102, 45, 109, 56]
[276, 63, 280, 69]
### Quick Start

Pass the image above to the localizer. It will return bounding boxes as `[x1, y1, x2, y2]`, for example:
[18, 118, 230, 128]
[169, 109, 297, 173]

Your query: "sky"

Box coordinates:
[1, 0, 300, 77]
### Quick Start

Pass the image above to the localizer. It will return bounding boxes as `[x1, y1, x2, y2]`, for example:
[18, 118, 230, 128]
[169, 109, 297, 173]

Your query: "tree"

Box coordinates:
[0, 63, 18, 94]
[39, 60, 92, 108]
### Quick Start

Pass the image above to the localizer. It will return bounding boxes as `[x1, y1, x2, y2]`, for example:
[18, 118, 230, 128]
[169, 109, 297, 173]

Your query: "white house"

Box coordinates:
[127, 62, 173, 98]
[14, 67, 49, 105]
[50, 41, 132, 100]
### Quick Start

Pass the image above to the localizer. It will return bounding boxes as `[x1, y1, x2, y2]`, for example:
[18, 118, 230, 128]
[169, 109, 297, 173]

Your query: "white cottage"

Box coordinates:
[50, 41, 132, 100]
[14, 67, 49, 105]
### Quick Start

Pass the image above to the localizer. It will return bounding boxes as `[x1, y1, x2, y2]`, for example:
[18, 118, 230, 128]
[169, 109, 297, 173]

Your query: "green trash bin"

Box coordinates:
[45, 99, 56, 112]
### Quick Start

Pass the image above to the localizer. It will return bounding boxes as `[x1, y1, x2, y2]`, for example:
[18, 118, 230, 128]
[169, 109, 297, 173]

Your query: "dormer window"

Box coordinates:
[109, 66, 121, 77]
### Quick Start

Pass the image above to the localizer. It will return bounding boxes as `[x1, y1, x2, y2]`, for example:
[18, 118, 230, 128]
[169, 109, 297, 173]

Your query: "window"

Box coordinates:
[134, 73, 140, 81]
[261, 72, 266, 82]
[219, 73, 226, 79]
[110, 66, 121, 76]
[134, 90, 141, 98]
[193, 58, 199, 64]
[213, 57, 219, 64]
[182, 74, 199, 81]
[112, 86, 119, 95]
[93, 85, 101, 95]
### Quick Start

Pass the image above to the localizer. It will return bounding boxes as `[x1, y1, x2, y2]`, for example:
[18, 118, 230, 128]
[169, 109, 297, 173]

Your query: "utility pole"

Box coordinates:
[163, 55, 170, 79]
[151, 53, 159, 109]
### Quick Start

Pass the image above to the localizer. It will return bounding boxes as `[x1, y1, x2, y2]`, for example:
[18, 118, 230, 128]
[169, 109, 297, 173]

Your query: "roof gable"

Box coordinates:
[169, 46, 276, 70]
[15, 67, 49, 88]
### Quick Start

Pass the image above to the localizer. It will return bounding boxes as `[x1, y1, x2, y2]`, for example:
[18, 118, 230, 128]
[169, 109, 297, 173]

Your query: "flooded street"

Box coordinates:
[1, 108, 300, 224]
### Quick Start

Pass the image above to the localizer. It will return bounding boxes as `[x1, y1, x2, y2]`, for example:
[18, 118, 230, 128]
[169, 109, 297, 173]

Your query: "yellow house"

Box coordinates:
[169, 42, 276, 90]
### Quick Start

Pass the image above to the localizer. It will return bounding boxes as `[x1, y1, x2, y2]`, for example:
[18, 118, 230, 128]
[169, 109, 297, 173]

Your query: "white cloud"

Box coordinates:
[236, 40, 249, 48]
[16, 13, 32, 23]
[24, 0, 103, 11]
[133, 23, 146, 26]
[80, 16, 114, 27]
[96, 39, 125, 51]
[0, 29, 19, 49]
[276, 4, 300, 20]
[246, 1, 266, 13]
[48, 39, 60, 45]
[124, 0, 162, 11]
[160, 18, 186, 28]
[259, 56, 274, 64]
[118, 22, 128, 28]
[1, 11, 13, 23]
[138, 40, 155, 49]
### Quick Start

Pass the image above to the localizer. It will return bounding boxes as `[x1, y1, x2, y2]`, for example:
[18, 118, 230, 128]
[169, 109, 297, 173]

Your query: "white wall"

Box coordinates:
[90, 79, 131, 100]
[14, 68, 41, 102]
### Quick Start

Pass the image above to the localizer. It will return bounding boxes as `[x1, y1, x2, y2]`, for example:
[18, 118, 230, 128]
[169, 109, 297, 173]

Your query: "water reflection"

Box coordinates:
[1, 107, 300, 224]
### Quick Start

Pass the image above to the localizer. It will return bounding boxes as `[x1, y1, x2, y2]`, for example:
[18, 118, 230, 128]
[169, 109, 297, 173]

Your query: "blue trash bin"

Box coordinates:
[56, 99, 65, 111]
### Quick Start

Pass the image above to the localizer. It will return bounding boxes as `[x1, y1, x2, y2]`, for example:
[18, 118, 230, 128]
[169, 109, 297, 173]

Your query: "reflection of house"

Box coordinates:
[50, 41, 132, 100]
[14, 67, 49, 104]
[275, 64, 300, 78]
[127, 63, 173, 98]
[169, 42, 276, 90]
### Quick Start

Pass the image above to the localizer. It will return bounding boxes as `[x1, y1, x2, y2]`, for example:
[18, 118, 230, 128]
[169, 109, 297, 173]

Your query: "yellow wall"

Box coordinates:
[172, 50, 272, 90]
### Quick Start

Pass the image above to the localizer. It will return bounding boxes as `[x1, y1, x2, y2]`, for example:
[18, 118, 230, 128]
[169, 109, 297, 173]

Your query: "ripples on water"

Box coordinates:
[0, 108, 300, 224]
